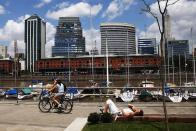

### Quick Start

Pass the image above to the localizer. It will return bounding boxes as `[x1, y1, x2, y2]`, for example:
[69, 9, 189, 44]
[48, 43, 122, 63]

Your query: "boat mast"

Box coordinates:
[126, 28, 130, 86]
[179, 54, 181, 86]
[185, 51, 187, 83]
[167, 43, 170, 82]
[191, 28, 195, 84]
[106, 31, 109, 87]
[90, 5, 94, 81]
[172, 46, 174, 84]
[68, 42, 70, 82]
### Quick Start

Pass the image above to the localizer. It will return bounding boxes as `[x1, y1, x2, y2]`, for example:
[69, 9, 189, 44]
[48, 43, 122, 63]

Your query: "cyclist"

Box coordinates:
[48, 79, 65, 108]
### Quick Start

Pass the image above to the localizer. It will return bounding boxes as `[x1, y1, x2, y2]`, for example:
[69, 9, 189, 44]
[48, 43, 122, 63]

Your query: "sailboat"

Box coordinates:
[0, 88, 5, 97]
[159, 46, 183, 103]
[100, 30, 113, 94]
[119, 30, 135, 102]
[65, 46, 81, 99]
[120, 84, 136, 102]
[159, 83, 183, 103]
[183, 28, 196, 101]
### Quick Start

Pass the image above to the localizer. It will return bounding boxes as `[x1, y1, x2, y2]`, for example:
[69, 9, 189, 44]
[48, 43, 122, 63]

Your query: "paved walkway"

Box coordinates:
[0, 101, 196, 131]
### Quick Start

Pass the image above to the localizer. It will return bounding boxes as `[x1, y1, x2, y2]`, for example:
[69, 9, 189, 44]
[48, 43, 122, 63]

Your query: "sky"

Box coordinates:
[0, 0, 196, 57]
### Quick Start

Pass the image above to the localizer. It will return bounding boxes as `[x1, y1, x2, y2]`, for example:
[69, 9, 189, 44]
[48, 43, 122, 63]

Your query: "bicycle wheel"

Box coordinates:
[61, 100, 73, 114]
[38, 99, 52, 113]
[64, 97, 73, 107]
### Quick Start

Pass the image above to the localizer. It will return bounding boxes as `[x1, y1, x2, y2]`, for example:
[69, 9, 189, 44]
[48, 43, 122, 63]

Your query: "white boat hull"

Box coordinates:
[168, 95, 183, 103]
[120, 91, 134, 102]
[18, 94, 33, 100]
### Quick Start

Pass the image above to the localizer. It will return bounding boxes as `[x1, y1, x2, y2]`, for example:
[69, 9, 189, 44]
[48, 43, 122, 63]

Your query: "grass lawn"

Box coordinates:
[82, 121, 196, 131]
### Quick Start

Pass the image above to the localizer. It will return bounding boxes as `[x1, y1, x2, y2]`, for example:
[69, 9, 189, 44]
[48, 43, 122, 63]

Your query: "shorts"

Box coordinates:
[55, 92, 64, 97]
[106, 99, 121, 115]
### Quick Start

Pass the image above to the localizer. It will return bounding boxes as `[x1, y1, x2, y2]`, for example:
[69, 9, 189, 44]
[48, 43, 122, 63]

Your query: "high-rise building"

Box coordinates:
[100, 23, 136, 55]
[164, 10, 172, 40]
[138, 38, 157, 54]
[166, 40, 189, 58]
[0, 45, 8, 59]
[52, 17, 85, 57]
[24, 14, 46, 72]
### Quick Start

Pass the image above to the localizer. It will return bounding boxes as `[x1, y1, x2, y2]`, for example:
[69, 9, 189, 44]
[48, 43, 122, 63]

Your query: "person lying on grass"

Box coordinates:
[102, 99, 144, 121]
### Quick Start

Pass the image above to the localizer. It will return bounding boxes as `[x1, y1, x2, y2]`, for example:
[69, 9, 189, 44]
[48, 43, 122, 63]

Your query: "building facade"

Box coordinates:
[138, 38, 157, 54]
[166, 40, 189, 58]
[35, 55, 161, 74]
[24, 14, 46, 72]
[52, 17, 85, 57]
[0, 59, 20, 75]
[100, 23, 136, 55]
[0, 45, 8, 59]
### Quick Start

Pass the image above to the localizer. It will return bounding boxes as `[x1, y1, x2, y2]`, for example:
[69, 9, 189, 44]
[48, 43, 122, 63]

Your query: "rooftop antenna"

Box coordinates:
[14, 40, 18, 58]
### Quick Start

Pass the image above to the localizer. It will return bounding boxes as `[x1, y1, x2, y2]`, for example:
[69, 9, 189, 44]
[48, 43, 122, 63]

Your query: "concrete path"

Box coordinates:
[0, 101, 196, 131]
[64, 117, 87, 131]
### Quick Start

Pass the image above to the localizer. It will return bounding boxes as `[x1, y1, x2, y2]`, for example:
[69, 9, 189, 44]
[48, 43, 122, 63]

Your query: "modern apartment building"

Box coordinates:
[52, 17, 85, 57]
[0, 45, 8, 58]
[165, 40, 189, 58]
[100, 23, 136, 55]
[138, 38, 157, 54]
[24, 14, 46, 72]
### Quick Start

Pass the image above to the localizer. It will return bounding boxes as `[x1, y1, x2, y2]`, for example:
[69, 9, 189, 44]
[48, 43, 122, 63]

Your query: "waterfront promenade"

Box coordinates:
[0, 101, 196, 131]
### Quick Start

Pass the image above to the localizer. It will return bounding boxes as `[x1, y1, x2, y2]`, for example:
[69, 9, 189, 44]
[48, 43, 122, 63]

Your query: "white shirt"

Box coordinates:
[57, 83, 64, 93]
[122, 108, 133, 114]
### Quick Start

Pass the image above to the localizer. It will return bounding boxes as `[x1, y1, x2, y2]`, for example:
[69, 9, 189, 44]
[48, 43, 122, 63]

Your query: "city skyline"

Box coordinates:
[0, 0, 196, 57]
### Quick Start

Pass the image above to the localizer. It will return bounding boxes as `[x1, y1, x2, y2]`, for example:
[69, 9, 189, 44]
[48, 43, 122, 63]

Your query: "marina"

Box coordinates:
[0, 85, 196, 103]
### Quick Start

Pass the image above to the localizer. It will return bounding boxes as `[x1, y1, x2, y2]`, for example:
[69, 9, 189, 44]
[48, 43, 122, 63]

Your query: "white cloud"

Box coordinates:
[0, 14, 56, 57]
[83, 28, 101, 54]
[0, 15, 29, 41]
[139, 22, 160, 40]
[46, 2, 102, 19]
[45, 39, 54, 57]
[139, 0, 196, 47]
[0, 5, 5, 15]
[102, 0, 134, 20]
[7, 40, 25, 57]
[45, 22, 55, 57]
[34, 0, 52, 8]
[54, 2, 70, 9]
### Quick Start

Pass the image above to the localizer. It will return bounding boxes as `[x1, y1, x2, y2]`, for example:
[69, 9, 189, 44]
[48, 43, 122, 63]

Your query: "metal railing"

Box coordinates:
[0, 86, 196, 104]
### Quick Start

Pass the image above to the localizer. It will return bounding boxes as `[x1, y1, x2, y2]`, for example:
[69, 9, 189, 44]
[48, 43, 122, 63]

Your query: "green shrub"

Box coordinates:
[100, 113, 113, 123]
[87, 112, 100, 124]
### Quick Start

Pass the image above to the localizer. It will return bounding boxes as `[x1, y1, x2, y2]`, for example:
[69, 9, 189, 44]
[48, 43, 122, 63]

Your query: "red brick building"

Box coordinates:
[0, 59, 20, 75]
[35, 55, 161, 74]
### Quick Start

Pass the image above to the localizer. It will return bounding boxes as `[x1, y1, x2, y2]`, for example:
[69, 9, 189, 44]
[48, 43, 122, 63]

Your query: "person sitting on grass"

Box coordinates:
[102, 99, 144, 121]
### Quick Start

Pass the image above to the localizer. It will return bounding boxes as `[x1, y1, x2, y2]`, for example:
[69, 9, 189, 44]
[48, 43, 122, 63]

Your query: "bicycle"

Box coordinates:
[38, 92, 73, 114]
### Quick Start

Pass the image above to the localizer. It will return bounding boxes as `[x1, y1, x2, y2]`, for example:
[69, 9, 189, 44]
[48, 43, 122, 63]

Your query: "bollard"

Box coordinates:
[16, 88, 19, 105]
